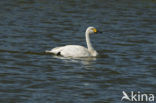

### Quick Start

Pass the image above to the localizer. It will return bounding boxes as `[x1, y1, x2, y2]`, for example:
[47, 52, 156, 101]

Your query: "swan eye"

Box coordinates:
[92, 28, 97, 33]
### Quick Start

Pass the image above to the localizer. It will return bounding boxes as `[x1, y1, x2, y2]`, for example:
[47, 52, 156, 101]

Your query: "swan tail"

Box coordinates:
[45, 50, 53, 53]
[45, 46, 64, 55]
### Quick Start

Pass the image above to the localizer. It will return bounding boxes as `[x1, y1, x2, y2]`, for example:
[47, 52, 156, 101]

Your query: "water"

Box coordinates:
[0, 0, 156, 102]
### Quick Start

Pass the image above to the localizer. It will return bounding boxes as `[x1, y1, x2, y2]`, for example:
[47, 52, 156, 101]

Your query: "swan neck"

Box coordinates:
[86, 31, 94, 51]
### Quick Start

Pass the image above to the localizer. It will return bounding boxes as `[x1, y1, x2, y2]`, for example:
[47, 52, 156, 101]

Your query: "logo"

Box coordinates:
[121, 91, 155, 102]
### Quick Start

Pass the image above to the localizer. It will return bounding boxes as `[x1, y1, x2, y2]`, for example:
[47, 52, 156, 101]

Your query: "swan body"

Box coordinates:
[46, 26, 99, 57]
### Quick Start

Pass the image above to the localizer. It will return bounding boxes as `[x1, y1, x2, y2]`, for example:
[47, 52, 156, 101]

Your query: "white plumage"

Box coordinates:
[46, 26, 99, 58]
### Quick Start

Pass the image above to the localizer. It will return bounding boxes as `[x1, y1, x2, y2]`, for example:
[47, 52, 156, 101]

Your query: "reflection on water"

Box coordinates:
[0, 0, 156, 102]
[53, 55, 97, 68]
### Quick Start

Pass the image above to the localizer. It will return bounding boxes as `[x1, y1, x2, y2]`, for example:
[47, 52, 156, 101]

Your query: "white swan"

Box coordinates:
[46, 26, 100, 57]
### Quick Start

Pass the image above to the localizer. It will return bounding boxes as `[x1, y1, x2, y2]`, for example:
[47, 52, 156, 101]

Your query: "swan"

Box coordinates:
[46, 26, 101, 57]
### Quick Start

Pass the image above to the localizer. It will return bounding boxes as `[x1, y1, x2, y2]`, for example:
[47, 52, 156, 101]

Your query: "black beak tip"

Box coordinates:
[97, 31, 102, 33]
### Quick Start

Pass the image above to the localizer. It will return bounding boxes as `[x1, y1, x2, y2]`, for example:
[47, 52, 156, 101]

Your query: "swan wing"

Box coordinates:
[60, 45, 90, 57]
[46, 45, 91, 57]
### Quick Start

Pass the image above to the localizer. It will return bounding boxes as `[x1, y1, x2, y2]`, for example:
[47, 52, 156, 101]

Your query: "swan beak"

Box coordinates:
[93, 28, 97, 33]
[97, 31, 102, 33]
[93, 28, 102, 34]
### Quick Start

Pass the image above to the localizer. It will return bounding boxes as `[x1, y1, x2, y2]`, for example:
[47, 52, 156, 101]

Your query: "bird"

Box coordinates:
[46, 26, 101, 58]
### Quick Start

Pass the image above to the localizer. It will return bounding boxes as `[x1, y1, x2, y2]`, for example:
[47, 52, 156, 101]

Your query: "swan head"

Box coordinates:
[86, 26, 97, 34]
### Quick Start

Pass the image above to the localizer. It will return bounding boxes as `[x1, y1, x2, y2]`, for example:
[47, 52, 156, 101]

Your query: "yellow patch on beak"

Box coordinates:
[93, 28, 97, 33]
